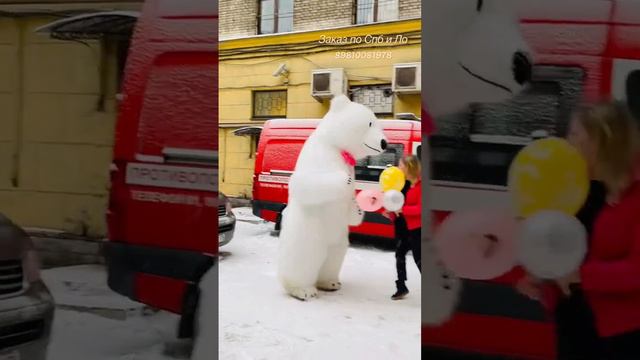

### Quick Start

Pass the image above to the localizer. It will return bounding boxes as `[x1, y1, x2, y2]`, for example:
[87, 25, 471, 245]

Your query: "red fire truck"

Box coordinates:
[423, 1, 640, 359]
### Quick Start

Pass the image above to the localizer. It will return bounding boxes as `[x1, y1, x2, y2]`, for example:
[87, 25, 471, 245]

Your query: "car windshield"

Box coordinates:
[355, 143, 404, 182]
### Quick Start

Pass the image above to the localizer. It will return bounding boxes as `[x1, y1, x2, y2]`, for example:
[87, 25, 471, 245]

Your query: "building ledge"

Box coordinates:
[220, 18, 421, 52]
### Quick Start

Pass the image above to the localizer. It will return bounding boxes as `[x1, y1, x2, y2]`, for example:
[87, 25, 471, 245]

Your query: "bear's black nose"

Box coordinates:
[513, 51, 532, 85]
[380, 139, 387, 150]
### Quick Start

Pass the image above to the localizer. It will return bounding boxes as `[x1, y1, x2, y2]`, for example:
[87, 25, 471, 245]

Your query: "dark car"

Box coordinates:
[218, 193, 236, 247]
[0, 214, 54, 360]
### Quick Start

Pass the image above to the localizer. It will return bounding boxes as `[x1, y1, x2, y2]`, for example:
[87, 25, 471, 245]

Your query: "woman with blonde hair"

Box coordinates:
[384, 154, 422, 300]
[517, 101, 640, 359]
[556, 101, 640, 359]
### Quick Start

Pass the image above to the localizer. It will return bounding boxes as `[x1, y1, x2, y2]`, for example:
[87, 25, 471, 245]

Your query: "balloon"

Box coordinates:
[508, 137, 589, 217]
[517, 210, 587, 279]
[434, 210, 519, 280]
[383, 190, 404, 212]
[379, 166, 405, 192]
[355, 189, 383, 212]
[423, 240, 461, 326]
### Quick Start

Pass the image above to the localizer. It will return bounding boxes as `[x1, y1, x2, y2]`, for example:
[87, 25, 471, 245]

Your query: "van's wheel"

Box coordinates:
[270, 212, 282, 236]
[162, 283, 200, 358]
[275, 212, 282, 231]
[178, 283, 200, 339]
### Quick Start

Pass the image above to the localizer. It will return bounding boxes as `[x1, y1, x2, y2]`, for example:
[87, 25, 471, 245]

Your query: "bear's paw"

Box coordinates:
[289, 287, 318, 301]
[316, 280, 342, 292]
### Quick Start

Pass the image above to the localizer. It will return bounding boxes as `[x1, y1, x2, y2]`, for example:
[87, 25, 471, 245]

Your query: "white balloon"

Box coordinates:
[383, 190, 405, 212]
[517, 211, 587, 279]
[423, 240, 462, 326]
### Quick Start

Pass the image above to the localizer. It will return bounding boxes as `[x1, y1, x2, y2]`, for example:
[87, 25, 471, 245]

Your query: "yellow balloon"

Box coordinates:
[508, 137, 589, 217]
[380, 166, 406, 192]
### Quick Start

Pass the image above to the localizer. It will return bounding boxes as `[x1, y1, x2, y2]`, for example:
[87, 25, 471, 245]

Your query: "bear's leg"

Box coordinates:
[278, 230, 326, 301]
[316, 239, 348, 291]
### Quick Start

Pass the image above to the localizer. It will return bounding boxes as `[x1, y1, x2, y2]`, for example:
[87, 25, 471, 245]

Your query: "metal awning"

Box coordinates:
[233, 126, 263, 136]
[34, 11, 139, 40]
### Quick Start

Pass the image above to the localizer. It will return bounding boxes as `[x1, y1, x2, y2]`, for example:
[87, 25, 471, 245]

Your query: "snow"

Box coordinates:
[209, 208, 421, 360]
[42, 265, 143, 313]
[42, 266, 181, 360]
[47, 309, 178, 360]
[38, 207, 420, 360]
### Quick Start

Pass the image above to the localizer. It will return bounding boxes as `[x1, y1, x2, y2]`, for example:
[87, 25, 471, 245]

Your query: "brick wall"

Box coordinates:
[293, 0, 353, 32]
[399, 0, 420, 20]
[220, 0, 257, 40]
[220, 0, 421, 39]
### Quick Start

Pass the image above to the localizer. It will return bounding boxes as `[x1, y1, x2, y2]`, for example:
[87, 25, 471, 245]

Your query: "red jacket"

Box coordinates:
[402, 179, 421, 230]
[580, 180, 640, 337]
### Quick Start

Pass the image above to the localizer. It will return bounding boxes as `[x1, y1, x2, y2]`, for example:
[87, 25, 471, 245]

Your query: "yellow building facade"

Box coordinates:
[219, 19, 421, 198]
[0, 2, 139, 236]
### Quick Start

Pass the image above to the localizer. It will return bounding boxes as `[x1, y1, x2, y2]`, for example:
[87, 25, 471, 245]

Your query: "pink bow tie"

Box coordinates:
[341, 150, 356, 167]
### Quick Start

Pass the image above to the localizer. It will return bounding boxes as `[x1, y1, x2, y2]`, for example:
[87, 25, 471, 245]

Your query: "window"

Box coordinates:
[355, 0, 398, 25]
[611, 59, 640, 120]
[431, 66, 584, 186]
[355, 143, 404, 182]
[627, 70, 640, 121]
[351, 85, 393, 116]
[253, 90, 287, 119]
[259, 0, 293, 34]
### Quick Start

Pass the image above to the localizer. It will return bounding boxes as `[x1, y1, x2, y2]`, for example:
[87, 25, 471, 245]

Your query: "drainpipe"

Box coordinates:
[12, 19, 25, 188]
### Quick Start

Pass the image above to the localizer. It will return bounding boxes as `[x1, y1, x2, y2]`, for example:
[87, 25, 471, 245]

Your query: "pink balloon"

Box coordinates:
[434, 210, 519, 280]
[356, 189, 384, 212]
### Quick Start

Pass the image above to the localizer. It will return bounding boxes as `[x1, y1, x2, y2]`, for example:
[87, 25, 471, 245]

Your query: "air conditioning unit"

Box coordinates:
[392, 63, 421, 94]
[311, 68, 347, 100]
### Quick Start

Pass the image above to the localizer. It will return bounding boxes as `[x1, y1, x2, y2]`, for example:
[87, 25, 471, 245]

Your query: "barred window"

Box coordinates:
[351, 85, 393, 115]
[252, 90, 287, 119]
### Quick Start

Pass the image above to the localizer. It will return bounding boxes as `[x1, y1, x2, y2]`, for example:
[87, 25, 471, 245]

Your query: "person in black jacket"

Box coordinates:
[389, 179, 411, 300]
[553, 180, 606, 360]
[517, 112, 609, 359]
[384, 155, 422, 300]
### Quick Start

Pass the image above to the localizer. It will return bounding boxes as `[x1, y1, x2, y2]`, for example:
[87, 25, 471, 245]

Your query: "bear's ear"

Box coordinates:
[329, 94, 351, 112]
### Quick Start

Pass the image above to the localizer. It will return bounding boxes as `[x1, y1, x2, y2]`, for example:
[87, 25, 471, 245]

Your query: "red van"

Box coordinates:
[423, 1, 640, 359]
[252, 118, 421, 241]
[104, 0, 218, 339]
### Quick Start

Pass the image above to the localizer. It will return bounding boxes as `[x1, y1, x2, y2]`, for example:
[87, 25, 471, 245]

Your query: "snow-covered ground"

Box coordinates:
[42, 265, 182, 360]
[214, 208, 421, 360]
[38, 207, 420, 360]
[47, 309, 178, 360]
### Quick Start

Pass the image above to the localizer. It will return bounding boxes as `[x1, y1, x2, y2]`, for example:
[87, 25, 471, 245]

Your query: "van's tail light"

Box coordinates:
[107, 160, 126, 241]
[252, 174, 258, 197]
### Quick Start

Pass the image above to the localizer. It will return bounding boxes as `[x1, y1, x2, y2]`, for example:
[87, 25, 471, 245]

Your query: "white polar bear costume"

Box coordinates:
[421, 0, 533, 325]
[423, 0, 533, 118]
[278, 95, 387, 301]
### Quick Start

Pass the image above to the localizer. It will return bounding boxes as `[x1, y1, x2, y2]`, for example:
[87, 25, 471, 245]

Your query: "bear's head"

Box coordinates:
[423, 0, 533, 118]
[316, 95, 387, 160]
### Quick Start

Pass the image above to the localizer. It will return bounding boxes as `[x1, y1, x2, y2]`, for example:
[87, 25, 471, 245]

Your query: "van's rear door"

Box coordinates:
[106, 0, 218, 315]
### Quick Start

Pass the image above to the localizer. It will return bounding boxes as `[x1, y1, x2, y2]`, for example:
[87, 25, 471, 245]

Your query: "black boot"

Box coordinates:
[391, 280, 409, 300]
